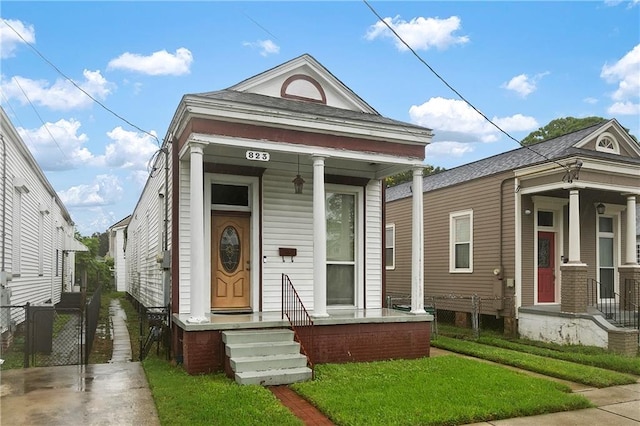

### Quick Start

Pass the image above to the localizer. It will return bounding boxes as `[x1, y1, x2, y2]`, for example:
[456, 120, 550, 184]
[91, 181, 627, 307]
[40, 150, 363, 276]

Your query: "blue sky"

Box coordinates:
[1, 1, 638, 236]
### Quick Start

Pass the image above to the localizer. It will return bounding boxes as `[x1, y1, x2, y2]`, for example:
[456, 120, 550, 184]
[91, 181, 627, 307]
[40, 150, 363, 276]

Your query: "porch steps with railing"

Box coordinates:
[222, 329, 312, 386]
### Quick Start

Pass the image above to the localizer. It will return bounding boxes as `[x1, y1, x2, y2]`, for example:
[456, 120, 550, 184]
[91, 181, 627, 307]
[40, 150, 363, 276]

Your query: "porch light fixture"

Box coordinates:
[596, 203, 606, 215]
[292, 155, 305, 194]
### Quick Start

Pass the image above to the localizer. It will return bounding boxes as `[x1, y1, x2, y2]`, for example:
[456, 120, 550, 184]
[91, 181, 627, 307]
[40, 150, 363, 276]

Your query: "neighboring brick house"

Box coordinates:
[387, 119, 640, 353]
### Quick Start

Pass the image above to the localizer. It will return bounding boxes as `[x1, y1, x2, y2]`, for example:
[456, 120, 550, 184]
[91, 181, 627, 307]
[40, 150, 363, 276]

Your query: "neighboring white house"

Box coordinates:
[0, 107, 87, 334]
[108, 215, 131, 292]
[125, 54, 434, 375]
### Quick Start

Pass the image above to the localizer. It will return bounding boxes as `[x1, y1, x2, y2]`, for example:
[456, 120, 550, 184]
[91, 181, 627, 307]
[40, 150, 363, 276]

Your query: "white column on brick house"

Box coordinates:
[568, 189, 581, 263]
[187, 142, 207, 323]
[625, 195, 638, 265]
[312, 155, 329, 317]
[411, 167, 426, 314]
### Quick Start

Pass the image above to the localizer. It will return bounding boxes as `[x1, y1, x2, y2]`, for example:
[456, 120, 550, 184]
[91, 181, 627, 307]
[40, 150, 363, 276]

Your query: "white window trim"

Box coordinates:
[595, 132, 620, 155]
[596, 215, 618, 301]
[326, 184, 364, 308]
[449, 209, 473, 273]
[385, 224, 395, 270]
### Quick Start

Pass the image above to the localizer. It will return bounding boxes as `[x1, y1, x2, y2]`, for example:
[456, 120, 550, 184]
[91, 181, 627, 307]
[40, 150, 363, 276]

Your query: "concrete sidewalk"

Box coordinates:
[0, 299, 160, 426]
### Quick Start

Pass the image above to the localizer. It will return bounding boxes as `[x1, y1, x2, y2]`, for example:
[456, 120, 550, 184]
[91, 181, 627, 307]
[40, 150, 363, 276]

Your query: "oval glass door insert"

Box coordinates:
[220, 226, 241, 273]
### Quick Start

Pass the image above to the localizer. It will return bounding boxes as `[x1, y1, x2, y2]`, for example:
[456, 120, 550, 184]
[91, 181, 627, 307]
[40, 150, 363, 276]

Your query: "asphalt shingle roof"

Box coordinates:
[192, 90, 432, 133]
[386, 121, 640, 202]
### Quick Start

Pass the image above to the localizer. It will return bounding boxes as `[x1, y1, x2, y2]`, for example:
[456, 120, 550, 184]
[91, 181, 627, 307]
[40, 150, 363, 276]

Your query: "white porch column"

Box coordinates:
[411, 167, 426, 314]
[568, 189, 581, 263]
[625, 195, 638, 265]
[187, 142, 207, 323]
[312, 156, 329, 317]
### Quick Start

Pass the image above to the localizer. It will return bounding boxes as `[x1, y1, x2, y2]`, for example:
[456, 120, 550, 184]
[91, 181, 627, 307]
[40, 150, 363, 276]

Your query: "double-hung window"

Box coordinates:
[450, 210, 473, 273]
[385, 224, 395, 270]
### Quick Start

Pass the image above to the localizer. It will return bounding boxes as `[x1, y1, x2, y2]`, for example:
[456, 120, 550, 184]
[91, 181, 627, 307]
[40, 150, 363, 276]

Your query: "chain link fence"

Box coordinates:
[387, 293, 515, 339]
[1, 287, 102, 369]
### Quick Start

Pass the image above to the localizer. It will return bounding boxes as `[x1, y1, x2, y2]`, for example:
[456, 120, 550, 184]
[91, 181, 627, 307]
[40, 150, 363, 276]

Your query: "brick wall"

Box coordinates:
[608, 329, 639, 357]
[310, 322, 430, 364]
[179, 321, 431, 375]
[560, 264, 588, 313]
[182, 330, 224, 375]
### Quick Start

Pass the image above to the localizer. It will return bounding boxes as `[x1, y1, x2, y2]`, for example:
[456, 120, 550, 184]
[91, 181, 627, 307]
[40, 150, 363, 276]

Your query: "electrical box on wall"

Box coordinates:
[506, 278, 515, 288]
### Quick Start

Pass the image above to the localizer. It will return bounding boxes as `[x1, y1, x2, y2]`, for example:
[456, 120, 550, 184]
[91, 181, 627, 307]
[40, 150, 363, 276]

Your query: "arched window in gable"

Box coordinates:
[595, 132, 619, 155]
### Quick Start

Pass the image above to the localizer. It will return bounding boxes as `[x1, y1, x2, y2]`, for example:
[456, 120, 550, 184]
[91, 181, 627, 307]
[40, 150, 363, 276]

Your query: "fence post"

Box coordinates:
[24, 302, 30, 368]
[471, 294, 480, 339]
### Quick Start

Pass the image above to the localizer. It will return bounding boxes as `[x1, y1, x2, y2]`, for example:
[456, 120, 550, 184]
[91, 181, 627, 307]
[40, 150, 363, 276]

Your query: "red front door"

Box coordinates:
[537, 231, 555, 303]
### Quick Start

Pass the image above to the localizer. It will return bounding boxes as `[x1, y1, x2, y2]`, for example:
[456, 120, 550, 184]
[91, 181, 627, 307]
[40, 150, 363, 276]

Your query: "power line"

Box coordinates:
[1, 70, 70, 164]
[1, 18, 160, 146]
[362, 1, 571, 173]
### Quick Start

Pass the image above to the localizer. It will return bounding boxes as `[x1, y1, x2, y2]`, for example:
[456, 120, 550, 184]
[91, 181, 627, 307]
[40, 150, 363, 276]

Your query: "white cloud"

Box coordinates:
[94, 126, 159, 170]
[71, 206, 119, 236]
[409, 97, 538, 143]
[242, 40, 280, 57]
[107, 48, 193, 76]
[1, 70, 113, 111]
[607, 101, 640, 115]
[0, 19, 35, 59]
[365, 15, 469, 51]
[601, 44, 640, 102]
[426, 141, 474, 158]
[501, 72, 549, 98]
[17, 118, 94, 171]
[58, 174, 123, 207]
[583, 97, 598, 105]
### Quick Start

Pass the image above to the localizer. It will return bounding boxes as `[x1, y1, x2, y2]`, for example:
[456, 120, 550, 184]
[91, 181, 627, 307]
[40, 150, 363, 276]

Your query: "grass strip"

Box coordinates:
[476, 336, 640, 375]
[292, 356, 591, 426]
[143, 356, 302, 426]
[433, 336, 637, 387]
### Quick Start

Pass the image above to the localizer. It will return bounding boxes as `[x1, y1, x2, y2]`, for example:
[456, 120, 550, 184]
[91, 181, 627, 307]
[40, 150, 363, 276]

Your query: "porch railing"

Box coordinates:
[281, 274, 314, 377]
[587, 278, 639, 330]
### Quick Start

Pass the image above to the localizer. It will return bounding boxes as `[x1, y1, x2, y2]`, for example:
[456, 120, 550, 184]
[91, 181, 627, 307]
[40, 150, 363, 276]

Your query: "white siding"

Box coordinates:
[178, 158, 191, 314]
[365, 180, 383, 308]
[262, 170, 315, 311]
[125, 144, 171, 309]
[1, 108, 79, 329]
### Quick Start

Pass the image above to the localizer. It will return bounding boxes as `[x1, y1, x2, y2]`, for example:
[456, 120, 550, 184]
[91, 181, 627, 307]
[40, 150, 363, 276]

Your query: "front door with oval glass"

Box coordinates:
[211, 214, 251, 311]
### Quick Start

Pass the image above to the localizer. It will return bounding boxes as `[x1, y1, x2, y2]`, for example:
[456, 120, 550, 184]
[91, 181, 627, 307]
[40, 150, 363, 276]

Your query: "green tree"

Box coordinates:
[385, 165, 446, 188]
[76, 235, 112, 292]
[522, 116, 638, 145]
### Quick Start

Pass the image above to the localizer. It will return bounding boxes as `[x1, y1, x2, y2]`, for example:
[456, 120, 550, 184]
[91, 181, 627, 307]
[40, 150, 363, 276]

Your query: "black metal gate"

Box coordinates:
[0, 287, 101, 368]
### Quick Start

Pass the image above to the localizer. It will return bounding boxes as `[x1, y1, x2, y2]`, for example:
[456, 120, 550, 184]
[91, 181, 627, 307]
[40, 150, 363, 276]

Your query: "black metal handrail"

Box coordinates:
[281, 274, 314, 378]
[587, 278, 639, 330]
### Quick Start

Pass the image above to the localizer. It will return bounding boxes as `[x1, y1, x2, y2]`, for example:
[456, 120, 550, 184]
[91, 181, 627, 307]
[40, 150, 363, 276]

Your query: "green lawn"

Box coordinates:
[292, 356, 592, 426]
[143, 357, 302, 426]
[433, 336, 637, 387]
[476, 335, 640, 375]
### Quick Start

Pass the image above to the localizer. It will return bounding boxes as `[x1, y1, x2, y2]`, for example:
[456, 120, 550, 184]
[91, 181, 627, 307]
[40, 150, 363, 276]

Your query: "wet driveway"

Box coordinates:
[1, 362, 160, 425]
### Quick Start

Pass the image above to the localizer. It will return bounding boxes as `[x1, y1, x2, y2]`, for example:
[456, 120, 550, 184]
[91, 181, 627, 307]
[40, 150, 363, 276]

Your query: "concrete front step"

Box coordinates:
[225, 340, 301, 358]
[235, 367, 312, 386]
[222, 329, 295, 345]
[231, 353, 308, 373]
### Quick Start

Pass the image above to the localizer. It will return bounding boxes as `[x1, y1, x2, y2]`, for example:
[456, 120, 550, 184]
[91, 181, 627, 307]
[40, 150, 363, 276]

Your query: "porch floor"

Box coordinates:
[173, 308, 432, 331]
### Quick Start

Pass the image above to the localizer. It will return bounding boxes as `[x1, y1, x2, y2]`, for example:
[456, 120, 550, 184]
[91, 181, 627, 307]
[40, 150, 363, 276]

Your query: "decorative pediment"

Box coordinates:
[228, 54, 377, 113]
[574, 119, 640, 158]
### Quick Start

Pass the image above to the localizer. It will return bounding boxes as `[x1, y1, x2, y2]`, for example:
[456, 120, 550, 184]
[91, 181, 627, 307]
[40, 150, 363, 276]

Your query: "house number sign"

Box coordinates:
[245, 150, 270, 161]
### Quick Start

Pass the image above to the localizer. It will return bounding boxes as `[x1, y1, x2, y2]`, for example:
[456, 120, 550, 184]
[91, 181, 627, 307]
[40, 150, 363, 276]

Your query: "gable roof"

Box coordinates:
[228, 53, 378, 113]
[386, 118, 640, 202]
[193, 89, 430, 133]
